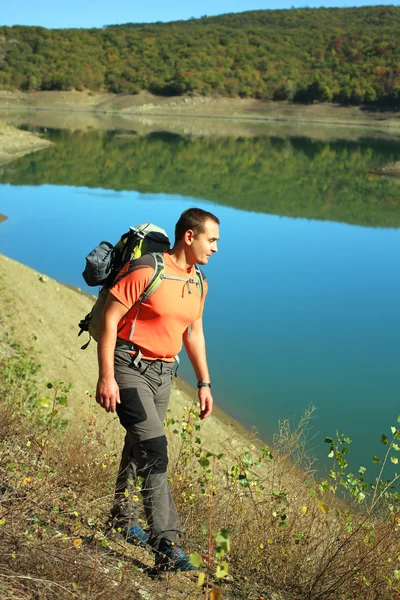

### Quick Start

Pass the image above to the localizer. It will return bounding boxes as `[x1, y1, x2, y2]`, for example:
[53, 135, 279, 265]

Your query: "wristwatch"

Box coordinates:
[197, 381, 211, 389]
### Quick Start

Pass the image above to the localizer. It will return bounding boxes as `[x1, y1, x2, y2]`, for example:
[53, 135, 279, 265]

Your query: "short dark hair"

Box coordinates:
[175, 208, 220, 242]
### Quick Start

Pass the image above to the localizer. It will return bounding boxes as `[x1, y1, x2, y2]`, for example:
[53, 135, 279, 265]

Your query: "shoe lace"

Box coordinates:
[174, 546, 188, 558]
[127, 526, 149, 542]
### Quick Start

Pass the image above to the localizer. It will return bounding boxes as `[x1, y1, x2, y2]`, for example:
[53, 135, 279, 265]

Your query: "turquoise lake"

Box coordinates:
[1, 114, 400, 475]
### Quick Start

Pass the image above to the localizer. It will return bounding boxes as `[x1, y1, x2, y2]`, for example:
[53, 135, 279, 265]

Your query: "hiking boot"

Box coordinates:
[154, 539, 197, 572]
[120, 525, 150, 547]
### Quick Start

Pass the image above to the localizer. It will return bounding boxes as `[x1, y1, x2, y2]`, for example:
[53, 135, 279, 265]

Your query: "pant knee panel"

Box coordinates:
[136, 435, 168, 475]
[116, 387, 147, 429]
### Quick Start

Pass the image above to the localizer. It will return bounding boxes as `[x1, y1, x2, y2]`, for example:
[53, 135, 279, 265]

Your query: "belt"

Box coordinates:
[116, 338, 138, 352]
[115, 338, 179, 374]
[115, 338, 142, 368]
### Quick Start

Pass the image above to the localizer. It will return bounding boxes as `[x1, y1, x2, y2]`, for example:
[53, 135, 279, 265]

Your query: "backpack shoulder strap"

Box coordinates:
[128, 252, 165, 341]
[138, 252, 165, 304]
[185, 265, 206, 342]
[194, 264, 205, 298]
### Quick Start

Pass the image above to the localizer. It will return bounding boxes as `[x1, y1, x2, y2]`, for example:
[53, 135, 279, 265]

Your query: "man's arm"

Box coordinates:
[183, 316, 213, 419]
[96, 294, 128, 413]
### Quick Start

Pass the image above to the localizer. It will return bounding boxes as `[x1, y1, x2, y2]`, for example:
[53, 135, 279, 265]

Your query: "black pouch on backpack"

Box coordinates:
[82, 240, 114, 287]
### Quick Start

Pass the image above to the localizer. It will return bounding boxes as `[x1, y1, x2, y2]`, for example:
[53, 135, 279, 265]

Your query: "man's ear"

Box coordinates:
[184, 229, 195, 245]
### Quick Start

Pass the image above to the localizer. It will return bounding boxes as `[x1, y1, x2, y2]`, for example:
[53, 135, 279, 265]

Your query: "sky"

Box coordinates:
[1, 1, 399, 29]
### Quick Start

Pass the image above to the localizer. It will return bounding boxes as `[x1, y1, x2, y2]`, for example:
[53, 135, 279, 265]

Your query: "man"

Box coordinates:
[96, 207, 219, 571]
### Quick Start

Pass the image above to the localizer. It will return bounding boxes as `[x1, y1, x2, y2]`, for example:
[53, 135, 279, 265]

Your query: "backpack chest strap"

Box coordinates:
[161, 273, 201, 295]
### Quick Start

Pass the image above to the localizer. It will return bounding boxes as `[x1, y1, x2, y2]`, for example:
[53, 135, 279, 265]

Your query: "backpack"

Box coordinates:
[78, 222, 204, 350]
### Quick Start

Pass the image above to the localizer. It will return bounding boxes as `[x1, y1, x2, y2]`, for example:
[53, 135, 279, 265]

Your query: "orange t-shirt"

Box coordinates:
[110, 252, 208, 360]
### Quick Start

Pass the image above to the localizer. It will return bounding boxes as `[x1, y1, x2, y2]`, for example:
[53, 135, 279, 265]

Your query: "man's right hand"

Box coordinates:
[96, 376, 121, 413]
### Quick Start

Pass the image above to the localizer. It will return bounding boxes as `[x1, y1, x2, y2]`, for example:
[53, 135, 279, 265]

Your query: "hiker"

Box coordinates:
[95, 207, 219, 571]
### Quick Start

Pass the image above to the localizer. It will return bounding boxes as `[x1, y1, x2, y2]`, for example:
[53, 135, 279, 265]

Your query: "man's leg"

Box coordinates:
[110, 432, 139, 529]
[135, 361, 181, 549]
[112, 350, 181, 548]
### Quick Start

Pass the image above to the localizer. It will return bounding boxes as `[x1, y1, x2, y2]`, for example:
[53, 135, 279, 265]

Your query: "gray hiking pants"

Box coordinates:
[111, 347, 181, 549]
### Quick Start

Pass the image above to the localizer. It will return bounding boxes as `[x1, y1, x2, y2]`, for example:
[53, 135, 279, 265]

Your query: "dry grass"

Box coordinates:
[166, 406, 400, 600]
[0, 329, 399, 600]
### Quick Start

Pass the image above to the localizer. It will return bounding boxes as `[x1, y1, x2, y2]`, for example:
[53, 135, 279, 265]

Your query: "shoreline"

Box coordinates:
[1, 90, 400, 133]
[1, 102, 395, 130]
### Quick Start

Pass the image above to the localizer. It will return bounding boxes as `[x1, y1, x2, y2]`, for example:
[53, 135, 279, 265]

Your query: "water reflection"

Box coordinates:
[1, 126, 400, 228]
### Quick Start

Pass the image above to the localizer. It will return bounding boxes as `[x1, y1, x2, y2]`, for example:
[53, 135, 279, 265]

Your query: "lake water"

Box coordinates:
[1, 114, 400, 475]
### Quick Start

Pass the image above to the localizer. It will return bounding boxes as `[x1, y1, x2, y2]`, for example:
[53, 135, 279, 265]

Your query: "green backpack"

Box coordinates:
[78, 223, 204, 350]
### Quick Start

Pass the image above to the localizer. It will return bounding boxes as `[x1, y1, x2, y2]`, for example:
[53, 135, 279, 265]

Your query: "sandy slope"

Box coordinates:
[0, 121, 53, 165]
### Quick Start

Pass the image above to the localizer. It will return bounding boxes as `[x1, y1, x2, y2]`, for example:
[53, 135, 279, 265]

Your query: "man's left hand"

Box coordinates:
[198, 387, 213, 420]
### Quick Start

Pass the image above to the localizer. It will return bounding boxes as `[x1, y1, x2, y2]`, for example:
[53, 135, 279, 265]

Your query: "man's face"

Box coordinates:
[189, 219, 219, 265]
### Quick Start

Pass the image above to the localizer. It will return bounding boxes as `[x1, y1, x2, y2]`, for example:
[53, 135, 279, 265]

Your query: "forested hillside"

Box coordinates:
[1, 6, 400, 105]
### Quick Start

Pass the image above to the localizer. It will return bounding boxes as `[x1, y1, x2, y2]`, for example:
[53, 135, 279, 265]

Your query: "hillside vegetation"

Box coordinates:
[1, 6, 400, 105]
